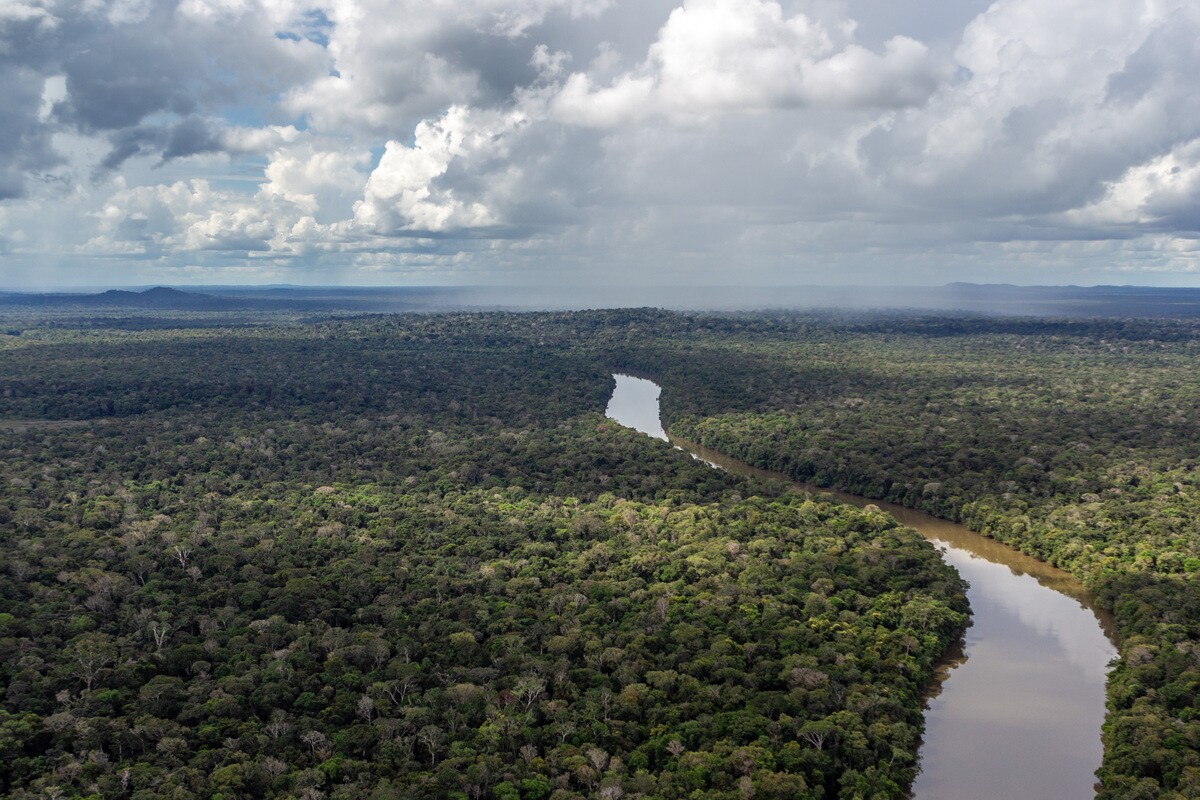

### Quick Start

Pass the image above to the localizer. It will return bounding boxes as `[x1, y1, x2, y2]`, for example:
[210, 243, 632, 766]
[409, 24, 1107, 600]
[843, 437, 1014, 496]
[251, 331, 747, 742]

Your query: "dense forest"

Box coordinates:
[0, 312, 967, 800]
[4, 306, 1200, 798]
[629, 313, 1200, 798]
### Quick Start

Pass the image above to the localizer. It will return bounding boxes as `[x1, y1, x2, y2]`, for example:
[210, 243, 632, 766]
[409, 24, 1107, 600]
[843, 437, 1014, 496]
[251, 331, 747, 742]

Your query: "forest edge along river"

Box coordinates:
[605, 373, 1117, 800]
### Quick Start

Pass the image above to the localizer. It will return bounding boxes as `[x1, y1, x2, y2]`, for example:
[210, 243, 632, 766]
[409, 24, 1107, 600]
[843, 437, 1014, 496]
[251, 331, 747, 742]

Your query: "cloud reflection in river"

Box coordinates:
[605, 373, 1116, 800]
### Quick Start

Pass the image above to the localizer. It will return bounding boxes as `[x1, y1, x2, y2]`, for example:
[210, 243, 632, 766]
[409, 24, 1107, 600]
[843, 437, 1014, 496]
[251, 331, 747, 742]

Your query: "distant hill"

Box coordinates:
[0, 286, 244, 311]
[97, 287, 242, 310]
[0, 285, 460, 313]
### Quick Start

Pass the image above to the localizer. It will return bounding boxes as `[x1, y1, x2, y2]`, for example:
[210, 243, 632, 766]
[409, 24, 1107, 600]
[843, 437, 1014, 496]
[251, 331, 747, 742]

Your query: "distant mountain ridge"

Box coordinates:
[96, 287, 238, 310]
[7, 283, 1200, 317]
[0, 286, 242, 311]
[0, 285, 457, 313]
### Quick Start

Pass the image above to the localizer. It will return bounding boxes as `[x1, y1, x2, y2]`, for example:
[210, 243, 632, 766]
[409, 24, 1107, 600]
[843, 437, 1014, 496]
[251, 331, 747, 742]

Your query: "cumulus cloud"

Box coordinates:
[551, 0, 946, 126]
[222, 124, 302, 154]
[14, 0, 328, 174]
[858, 0, 1200, 220]
[354, 106, 526, 233]
[88, 139, 373, 257]
[263, 141, 370, 220]
[5, 0, 1200, 286]
[282, 0, 611, 134]
[89, 180, 268, 255]
[1067, 139, 1200, 230]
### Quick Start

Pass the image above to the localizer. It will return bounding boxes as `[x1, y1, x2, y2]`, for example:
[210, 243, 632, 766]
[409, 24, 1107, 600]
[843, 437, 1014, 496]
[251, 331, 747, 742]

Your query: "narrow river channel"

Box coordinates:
[605, 373, 1117, 800]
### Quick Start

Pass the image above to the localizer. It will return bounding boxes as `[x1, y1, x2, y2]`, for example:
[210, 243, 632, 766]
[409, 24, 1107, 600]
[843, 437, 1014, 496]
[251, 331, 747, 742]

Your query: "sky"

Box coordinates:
[1, 0, 1200, 289]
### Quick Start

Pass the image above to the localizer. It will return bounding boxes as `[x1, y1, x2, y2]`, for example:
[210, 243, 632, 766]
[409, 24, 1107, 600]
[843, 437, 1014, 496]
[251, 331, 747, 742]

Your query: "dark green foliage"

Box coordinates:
[0, 311, 966, 799]
[643, 313, 1200, 798]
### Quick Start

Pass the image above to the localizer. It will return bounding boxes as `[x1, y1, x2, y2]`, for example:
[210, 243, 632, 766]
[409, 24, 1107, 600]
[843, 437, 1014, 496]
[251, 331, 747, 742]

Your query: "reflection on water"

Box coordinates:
[916, 543, 1113, 799]
[605, 374, 668, 441]
[605, 374, 1116, 800]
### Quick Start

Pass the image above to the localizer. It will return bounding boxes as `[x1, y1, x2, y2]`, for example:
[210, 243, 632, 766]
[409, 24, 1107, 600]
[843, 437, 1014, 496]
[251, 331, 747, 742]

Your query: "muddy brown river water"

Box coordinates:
[606, 373, 1117, 800]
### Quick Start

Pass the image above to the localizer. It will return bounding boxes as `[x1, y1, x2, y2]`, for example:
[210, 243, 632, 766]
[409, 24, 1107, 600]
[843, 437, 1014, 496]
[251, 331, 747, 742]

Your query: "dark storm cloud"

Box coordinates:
[1104, 12, 1198, 105]
[429, 28, 540, 106]
[0, 66, 62, 199]
[0, 0, 328, 195]
[98, 116, 226, 171]
[162, 116, 227, 161]
[0, 5, 72, 200]
[58, 27, 200, 131]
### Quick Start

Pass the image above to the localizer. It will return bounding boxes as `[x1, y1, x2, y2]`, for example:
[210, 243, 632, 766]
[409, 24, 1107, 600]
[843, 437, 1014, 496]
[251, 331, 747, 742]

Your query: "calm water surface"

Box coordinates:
[606, 374, 1117, 800]
[604, 375, 669, 441]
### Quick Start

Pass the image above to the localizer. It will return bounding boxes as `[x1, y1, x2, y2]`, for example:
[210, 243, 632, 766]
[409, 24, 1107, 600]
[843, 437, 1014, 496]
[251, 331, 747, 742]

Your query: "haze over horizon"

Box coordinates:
[2, 0, 1200, 288]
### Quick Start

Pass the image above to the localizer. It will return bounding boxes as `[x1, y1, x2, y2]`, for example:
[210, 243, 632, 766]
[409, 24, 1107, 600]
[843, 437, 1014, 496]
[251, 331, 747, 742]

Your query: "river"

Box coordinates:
[605, 373, 1116, 800]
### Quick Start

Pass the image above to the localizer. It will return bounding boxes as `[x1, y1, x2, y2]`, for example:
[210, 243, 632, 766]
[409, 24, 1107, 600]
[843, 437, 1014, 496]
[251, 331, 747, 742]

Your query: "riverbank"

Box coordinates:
[608, 373, 1116, 799]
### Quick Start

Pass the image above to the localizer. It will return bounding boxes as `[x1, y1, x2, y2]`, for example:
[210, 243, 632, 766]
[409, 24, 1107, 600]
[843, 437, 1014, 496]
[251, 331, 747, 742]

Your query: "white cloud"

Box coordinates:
[222, 124, 302, 154]
[863, 0, 1200, 218]
[282, 0, 611, 134]
[551, 0, 945, 126]
[1067, 139, 1200, 228]
[531, 44, 572, 80]
[262, 141, 368, 219]
[88, 178, 314, 255]
[354, 105, 525, 233]
[6, 0, 1200, 286]
[552, 73, 654, 127]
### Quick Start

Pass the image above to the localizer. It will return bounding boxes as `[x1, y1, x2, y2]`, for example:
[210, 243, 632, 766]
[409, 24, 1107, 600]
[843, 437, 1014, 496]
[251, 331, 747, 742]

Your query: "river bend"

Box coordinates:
[605, 373, 1116, 800]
